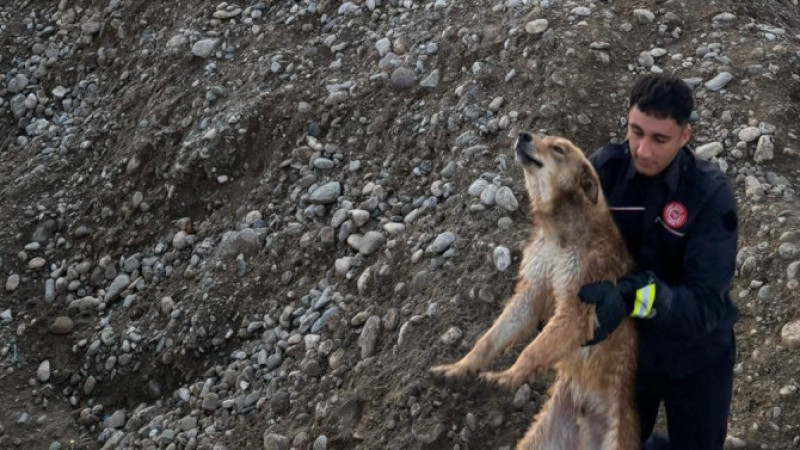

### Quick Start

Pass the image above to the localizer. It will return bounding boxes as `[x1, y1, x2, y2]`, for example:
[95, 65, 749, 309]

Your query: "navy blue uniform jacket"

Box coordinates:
[590, 143, 738, 379]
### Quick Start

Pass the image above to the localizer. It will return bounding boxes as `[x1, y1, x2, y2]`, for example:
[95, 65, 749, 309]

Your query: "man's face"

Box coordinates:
[627, 105, 691, 176]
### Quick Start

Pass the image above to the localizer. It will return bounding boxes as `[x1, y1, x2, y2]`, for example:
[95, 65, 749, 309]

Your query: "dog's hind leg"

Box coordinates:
[431, 278, 548, 380]
[516, 379, 580, 450]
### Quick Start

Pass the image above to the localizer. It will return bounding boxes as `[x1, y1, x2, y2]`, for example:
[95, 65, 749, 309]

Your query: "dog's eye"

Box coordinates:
[551, 146, 566, 156]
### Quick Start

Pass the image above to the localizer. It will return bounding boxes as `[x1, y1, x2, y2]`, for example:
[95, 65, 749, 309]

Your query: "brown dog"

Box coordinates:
[431, 133, 639, 449]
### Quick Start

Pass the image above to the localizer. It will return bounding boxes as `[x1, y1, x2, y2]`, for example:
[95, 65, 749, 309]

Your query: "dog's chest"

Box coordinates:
[521, 237, 580, 286]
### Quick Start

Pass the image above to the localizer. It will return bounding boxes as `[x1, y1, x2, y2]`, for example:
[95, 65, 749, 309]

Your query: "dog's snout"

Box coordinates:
[518, 132, 532, 142]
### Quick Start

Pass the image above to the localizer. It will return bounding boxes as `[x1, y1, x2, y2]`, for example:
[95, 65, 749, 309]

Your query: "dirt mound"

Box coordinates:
[1, 0, 800, 449]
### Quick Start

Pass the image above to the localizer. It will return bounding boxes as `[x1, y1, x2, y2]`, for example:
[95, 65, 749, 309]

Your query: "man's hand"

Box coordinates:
[578, 281, 629, 346]
[579, 271, 674, 345]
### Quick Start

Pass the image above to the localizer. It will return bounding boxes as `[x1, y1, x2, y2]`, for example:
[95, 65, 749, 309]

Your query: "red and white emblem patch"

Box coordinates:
[662, 202, 688, 228]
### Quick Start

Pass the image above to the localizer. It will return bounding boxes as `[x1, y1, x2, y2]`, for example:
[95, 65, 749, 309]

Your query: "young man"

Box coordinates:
[577, 74, 738, 450]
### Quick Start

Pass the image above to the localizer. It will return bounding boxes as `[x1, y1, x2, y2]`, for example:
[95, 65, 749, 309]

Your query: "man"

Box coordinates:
[577, 74, 738, 450]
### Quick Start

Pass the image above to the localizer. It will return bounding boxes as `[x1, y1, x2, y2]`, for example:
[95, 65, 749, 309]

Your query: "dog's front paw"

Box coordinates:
[429, 362, 477, 383]
[480, 369, 527, 391]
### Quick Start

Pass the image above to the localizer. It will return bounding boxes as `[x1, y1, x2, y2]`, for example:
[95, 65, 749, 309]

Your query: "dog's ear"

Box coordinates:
[580, 164, 599, 204]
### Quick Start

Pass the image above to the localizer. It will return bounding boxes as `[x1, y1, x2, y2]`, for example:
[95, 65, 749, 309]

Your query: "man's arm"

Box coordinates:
[650, 181, 738, 339]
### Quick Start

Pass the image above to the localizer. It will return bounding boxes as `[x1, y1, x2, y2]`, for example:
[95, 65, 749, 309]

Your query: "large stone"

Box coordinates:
[263, 433, 290, 450]
[104, 274, 130, 303]
[192, 39, 219, 58]
[705, 72, 734, 91]
[7, 74, 29, 94]
[738, 126, 761, 143]
[216, 228, 265, 258]
[49, 316, 74, 334]
[525, 19, 549, 34]
[782, 319, 800, 348]
[358, 315, 381, 358]
[37, 360, 50, 382]
[695, 142, 724, 160]
[753, 135, 774, 162]
[309, 182, 341, 204]
[346, 231, 385, 256]
[391, 67, 416, 90]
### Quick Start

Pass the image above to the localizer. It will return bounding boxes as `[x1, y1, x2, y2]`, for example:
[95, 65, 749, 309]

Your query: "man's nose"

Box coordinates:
[636, 139, 655, 158]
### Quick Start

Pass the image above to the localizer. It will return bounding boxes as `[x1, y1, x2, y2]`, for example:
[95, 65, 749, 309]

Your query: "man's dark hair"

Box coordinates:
[629, 74, 694, 125]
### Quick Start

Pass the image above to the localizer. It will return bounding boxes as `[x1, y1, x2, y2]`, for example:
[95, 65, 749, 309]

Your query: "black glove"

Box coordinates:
[579, 271, 674, 345]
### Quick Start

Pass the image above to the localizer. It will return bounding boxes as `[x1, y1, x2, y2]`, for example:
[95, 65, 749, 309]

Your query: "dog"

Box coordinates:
[431, 133, 639, 449]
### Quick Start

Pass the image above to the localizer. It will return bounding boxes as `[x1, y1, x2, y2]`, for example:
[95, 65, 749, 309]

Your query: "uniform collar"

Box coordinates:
[623, 142, 686, 193]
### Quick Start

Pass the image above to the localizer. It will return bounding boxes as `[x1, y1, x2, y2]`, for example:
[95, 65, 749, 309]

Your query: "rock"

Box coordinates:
[440, 327, 462, 345]
[781, 319, 800, 348]
[105, 409, 126, 429]
[84, 376, 96, 396]
[5, 274, 20, 292]
[391, 67, 416, 90]
[37, 360, 51, 382]
[713, 13, 737, 24]
[7, 74, 29, 94]
[705, 72, 734, 91]
[724, 435, 747, 449]
[313, 435, 328, 450]
[525, 19, 549, 34]
[216, 228, 264, 258]
[375, 38, 391, 57]
[633, 9, 655, 24]
[310, 182, 341, 204]
[695, 142, 724, 160]
[738, 126, 761, 143]
[347, 231, 385, 255]
[202, 393, 219, 411]
[779, 385, 797, 396]
[167, 34, 188, 49]
[0, 309, 11, 323]
[81, 21, 101, 35]
[779, 243, 799, 260]
[426, 232, 455, 254]
[495, 186, 519, 211]
[754, 135, 774, 162]
[420, 70, 440, 88]
[358, 315, 381, 358]
[29, 257, 47, 270]
[213, 7, 242, 19]
[192, 39, 219, 58]
[263, 433, 290, 450]
[49, 316, 74, 334]
[104, 274, 130, 303]
[493, 246, 511, 271]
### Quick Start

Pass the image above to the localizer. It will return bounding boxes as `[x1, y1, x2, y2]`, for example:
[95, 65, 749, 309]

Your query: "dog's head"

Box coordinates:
[514, 132, 602, 210]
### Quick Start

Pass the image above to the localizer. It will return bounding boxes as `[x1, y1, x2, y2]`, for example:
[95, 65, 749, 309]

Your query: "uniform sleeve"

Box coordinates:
[655, 180, 738, 339]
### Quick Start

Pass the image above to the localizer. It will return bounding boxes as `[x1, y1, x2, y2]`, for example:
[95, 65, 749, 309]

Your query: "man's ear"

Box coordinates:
[680, 124, 692, 147]
[581, 165, 599, 205]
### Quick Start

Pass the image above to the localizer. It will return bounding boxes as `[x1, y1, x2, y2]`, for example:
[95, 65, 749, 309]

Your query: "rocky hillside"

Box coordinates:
[1, 0, 800, 449]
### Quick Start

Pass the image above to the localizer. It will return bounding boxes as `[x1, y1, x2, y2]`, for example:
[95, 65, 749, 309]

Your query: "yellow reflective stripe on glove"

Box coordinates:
[630, 283, 656, 318]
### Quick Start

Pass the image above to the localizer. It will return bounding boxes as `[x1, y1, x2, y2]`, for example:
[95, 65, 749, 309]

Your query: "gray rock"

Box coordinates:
[216, 228, 265, 258]
[49, 316, 74, 334]
[358, 315, 381, 358]
[705, 72, 734, 91]
[7, 74, 29, 94]
[571, 6, 591, 16]
[192, 39, 219, 58]
[391, 67, 416, 90]
[495, 186, 519, 211]
[420, 70, 440, 88]
[468, 179, 488, 197]
[426, 232, 455, 254]
[754, 135, 774, 162]
[310, 182, 341, 204]
[782, 319, 800, 348]
[104, 274, 130, 303]
[263, 433, 290, 450]
[10, 94, 27, 118]
[346, 231, 385, 255]
[213, 7, 242, 19]
[167, 34, 188, 49]
[525, 19, 549, 34]
[440, 327, 462, 345]
[81, 21, 101, 34]
[633, 9, 655, 24]
[375, 38, 391, 57]
[493, 246, 512, 271]
[5, 274, 20, 292]
[787, 261, 800, 280]
[739, 126, 761, 143]
[202, 393, 219, 411]
[105, 409, 126, 429]
[313, 435, 328, 450]
[713, 13, 737, 24]
[695, 142, 724, 160]
[779, 243, 798, 260]
[37, 360, 51, 382]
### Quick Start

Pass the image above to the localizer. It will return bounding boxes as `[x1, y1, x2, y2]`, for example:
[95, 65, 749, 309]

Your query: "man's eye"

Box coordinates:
[655, 137, 669, 144]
